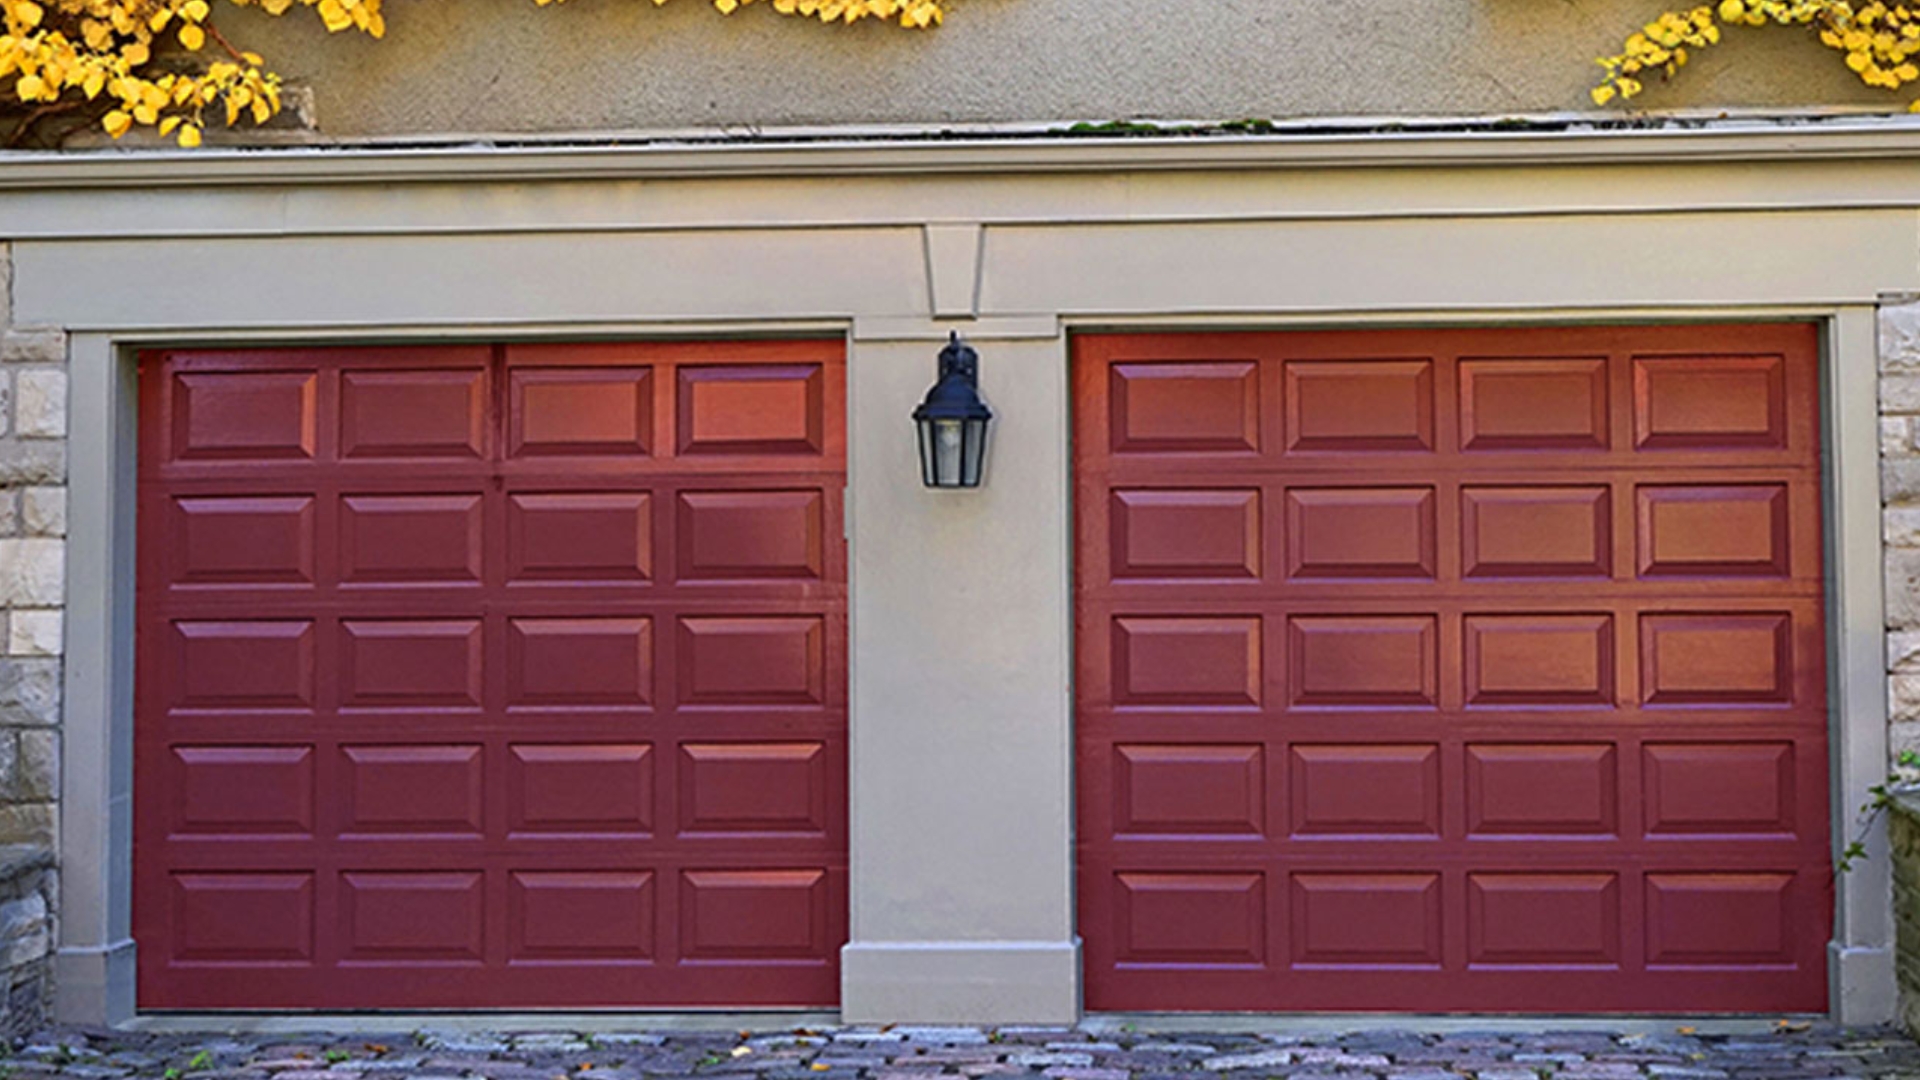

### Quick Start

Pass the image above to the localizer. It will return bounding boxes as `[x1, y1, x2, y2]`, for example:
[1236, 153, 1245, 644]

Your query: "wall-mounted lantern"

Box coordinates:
[913, 332, 993, 489]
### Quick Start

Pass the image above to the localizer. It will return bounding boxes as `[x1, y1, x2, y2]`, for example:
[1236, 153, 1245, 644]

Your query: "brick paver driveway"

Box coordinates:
[7, 1023, 1916, 1080]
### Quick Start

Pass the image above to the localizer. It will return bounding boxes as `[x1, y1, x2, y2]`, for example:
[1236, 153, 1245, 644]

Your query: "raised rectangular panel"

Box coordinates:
[1461, 486, 1612, 578]
[1644, 743, 1796, 835]
[1640, 613, 1793, 706]
[170, 747, 314, 836]
[1459, 357, 1609, 451]
[676, 491, 825, 581]
[1464, 614, 1615, 707]
[1465, 744, 1618, 837]
[1113, 744, 1264, 837]
[340, 745, 483, 835]
[1468, 874, 1620, 967]
[679, 869, 829, 960]
[171, 371, 317, 462]
[509, 872, 655, 961]
[1285, 359, 1434, 453]
[1113, 872, 1265, 966]
[1110, 489, 1260, 580]
[340, 872, 484, 963]
[171, 621, 315, 711]
[169, 873, 314, 963]
[1286, 487, 1436, 580]
[1645, 873, 1796, 966]
[340, 620, 484, 710]
[508, 744, 653, 835]
[1637, 485, 1791, 578]
[679, 743, 828, 835]
[506, 492, 652, 584]
[1291, 873, 1442, 967]
[677, 365, 823, 456]
[677, 617, 826, 706]
[339, 494, 483, 585]
[340, 369, 486, 459]
[510, 737, 652, 834]
[1112, 617, 1261, 708]
[1288, 616, 1437, 708]
[1290, 745, 1440, 837]
[1108, 362, 1259, 454]
[510, 368, 652, 458]
[1634, 354, 1788, 450]
[170, 496, 315, 586]
[508, 618, 652, 708]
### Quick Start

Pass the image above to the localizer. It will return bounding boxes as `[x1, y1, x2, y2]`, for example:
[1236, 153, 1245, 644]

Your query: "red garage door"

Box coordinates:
[135, 340, 846, 1009]
[1074, 325, 1830, 1013]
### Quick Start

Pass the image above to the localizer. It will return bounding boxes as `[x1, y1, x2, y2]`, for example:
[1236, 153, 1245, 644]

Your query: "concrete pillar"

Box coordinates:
[840, 325, 1080, 1024]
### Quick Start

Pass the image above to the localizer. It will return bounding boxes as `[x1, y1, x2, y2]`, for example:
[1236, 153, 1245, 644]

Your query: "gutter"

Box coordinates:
[6, 115, 1920, 189]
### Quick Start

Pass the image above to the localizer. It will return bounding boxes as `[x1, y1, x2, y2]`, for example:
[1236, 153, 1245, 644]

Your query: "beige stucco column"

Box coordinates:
[839, 321, 1081, 1024]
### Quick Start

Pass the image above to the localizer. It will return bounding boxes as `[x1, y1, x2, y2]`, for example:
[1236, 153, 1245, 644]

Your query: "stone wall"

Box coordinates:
[0, 244, 64, 1035]
[0, 846, 53, 1039]
[1889, 796, 1920, 1036]
[1882, 301, 1920, 761]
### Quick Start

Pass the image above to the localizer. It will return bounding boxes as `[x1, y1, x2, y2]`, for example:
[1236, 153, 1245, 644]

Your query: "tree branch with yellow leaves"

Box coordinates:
[1596, 0, 1920, 108]
[0, 0, 944, 150]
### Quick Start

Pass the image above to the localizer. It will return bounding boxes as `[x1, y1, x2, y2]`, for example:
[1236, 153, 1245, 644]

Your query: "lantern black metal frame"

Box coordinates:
[912, 332, 993, 489]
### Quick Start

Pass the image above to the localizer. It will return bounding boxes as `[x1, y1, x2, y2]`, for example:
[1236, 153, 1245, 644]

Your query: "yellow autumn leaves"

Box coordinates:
[3, 0, 941, 150]
[1596, 0, 1920, 108]
[533, 0, 943, 29]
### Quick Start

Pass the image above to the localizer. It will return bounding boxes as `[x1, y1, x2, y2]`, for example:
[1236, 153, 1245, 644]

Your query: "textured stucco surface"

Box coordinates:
[220, 0, 1900, 139]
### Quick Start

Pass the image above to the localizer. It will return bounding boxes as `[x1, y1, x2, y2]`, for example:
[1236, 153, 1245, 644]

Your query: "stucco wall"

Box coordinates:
[214, 0, 1902, 140]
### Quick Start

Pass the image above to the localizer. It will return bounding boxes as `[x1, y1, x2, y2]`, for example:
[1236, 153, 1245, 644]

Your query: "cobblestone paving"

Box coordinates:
[2, 1023, 1915, 1080]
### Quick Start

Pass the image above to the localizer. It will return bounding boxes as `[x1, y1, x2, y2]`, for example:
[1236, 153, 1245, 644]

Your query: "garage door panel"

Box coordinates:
[1112, 870, 1269, 968]
[1289, 745, 1442, 839]
[1287, 615, 1439, 709]
[1466, 872, 1622, 967]
[1076, 325, 1828, 1012]
[166, 495, 319, 589]
[505, 491, 655, 585]
[1109, 488, 1265, 581]
[1461, 485, 1614, 579]
[338, 493, 486, 587]
[1112, 744, 1268, 839]
[338, 619, 486, 712]
[168, 370, 322, 464]
[137, 341, 847, 1008]
[1284, 487, 1437, 580]
[340, 368, 490, 462]
[676, 365, 825, 458]
[509, 367, 654, 459]
[1109, 361, 1263, 455]
[167, 746, 317, 839]
[1464, 744, 1619, 838]
[1285, 359, 1438, 454]
[1459, 357, 1611, 452]
[508, 870, 657, 962]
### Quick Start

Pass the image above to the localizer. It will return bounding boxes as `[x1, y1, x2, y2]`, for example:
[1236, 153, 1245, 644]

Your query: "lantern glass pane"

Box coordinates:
[961, 417, 989, 487]
[916, 417, 938, 486]
[933, 418, 965, 487]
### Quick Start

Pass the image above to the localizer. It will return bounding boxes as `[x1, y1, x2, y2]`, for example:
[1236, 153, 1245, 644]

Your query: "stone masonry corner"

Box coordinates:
[0, 241, 67, 1036]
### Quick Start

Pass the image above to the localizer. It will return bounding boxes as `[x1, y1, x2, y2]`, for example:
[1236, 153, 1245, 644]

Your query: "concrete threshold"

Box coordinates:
[1082, 1013, 1835, 1036]
[117, 1011, 1828, 1037]
[120, 1012, 842, 1035]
